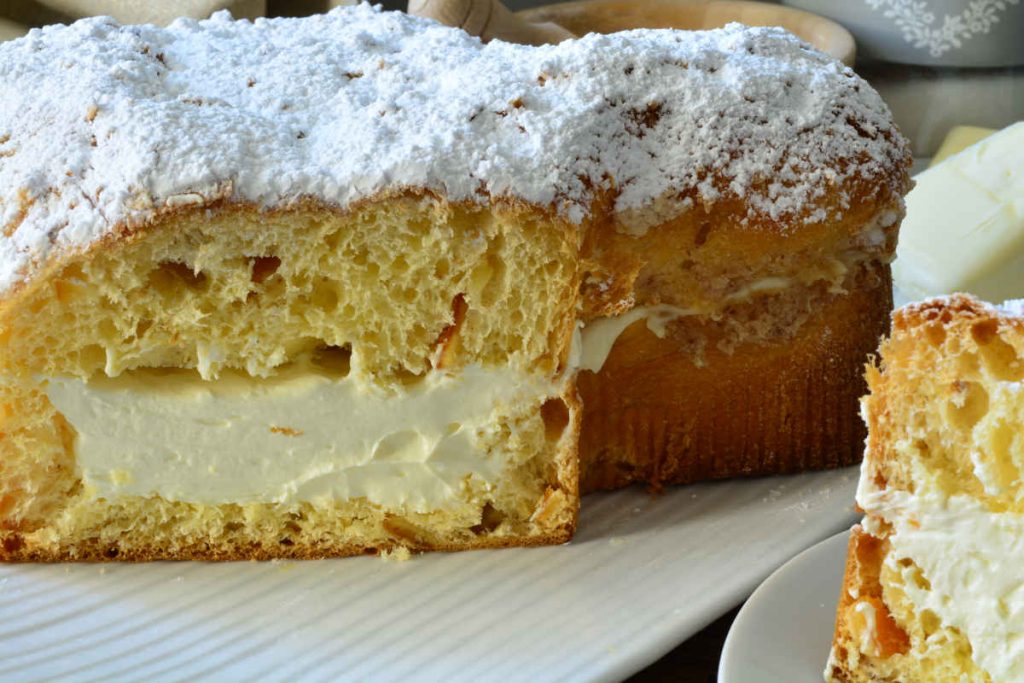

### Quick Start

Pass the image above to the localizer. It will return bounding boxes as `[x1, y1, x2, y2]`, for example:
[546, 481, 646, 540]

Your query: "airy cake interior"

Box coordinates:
[0, 193, 580, 560]
[828, 296, 1024, 682]
[862, 301, 1024, 509]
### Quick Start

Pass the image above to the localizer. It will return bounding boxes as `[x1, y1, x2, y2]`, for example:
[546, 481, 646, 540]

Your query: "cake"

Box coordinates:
[574, 40, 911, 492]
[0, 6, 908, 560]
[827, 294, 1024, 681]
[0, 7, 583, 560]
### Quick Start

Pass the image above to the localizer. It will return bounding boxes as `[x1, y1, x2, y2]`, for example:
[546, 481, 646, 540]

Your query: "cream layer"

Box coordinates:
[45, 359, 559, 513]
[858, 468, 1024, 682]
[577, 276, 796, 373]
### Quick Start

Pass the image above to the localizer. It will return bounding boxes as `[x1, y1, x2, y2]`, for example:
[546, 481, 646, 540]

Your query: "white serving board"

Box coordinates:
[0, 468, 860, 682]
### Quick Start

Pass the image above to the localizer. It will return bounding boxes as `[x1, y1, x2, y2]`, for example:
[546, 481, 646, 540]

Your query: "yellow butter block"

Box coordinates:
[930, 126, 996, 166]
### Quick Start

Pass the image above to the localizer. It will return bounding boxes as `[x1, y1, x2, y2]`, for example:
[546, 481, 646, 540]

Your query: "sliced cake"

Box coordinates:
[0, 6, 910, 559]
[828, 294, 1024, 681]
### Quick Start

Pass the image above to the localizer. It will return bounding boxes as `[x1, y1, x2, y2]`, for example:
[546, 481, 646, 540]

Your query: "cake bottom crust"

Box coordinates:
[578, 264, 892, 492]
[0, 523, 575, 562]
[826, 525, 905, 683]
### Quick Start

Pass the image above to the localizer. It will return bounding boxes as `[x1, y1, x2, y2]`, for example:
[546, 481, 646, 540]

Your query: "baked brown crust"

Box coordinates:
[828, 526, 872, 683]
[827, 525, 909, 682]
[574, 127, 910, 487]
[579, 168, 908, 316]
[579, 262, 892, 491]
[0, 511, 577, 563]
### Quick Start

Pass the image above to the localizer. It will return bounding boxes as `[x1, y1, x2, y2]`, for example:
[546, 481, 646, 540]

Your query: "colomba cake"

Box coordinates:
[0, 5, 909, 559]
[0, 6, 584, 560]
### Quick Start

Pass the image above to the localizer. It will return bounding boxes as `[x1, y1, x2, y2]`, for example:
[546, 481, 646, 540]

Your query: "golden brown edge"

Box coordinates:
[827, 525, 868, 682]
[578, 261, 893, 491]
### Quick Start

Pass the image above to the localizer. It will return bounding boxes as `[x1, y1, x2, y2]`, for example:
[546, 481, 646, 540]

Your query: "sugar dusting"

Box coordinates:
[999, 300, 1024, 318]
[0, 4, 907, 294]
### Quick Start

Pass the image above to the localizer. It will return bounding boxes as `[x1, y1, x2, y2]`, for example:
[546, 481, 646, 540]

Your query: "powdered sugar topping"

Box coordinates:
[0, 4, 908, 294]
[998, 300, 1024, 318]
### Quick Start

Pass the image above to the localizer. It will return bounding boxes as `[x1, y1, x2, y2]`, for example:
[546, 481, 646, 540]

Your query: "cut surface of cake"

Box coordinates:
[827, 294, 1024, 682]
[0, 5, 909, 560]
[0, 7, 588, 560]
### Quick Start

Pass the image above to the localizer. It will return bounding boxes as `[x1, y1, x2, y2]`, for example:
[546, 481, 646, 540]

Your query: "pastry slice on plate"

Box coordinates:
[828, 295, 1024, 681]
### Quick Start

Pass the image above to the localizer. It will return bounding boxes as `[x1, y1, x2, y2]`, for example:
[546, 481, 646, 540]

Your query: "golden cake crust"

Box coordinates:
[575, 129, 910, 488]
[826, 526, 912, 683]
[579, 262, 892, 490]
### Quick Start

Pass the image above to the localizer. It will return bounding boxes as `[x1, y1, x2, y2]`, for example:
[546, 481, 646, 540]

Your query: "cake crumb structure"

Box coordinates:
[0, 7, 911, 560]
[828, 294, 1024, 682]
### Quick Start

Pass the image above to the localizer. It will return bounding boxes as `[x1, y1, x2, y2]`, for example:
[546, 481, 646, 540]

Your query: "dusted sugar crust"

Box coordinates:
[0, 4, 909, 296]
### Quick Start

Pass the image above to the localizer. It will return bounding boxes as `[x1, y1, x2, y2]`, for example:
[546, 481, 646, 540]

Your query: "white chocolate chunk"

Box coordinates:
[894, 122, 1024, 303]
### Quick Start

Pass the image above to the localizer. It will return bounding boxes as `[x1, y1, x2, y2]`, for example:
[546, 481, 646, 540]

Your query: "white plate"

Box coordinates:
[718, 529, 851, 683]
[0, 469, 858, 682]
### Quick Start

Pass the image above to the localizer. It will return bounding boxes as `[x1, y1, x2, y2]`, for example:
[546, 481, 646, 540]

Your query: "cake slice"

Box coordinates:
[0, 8, 584, 560]
[0, 195, 581, 561]
[827, 294, 1024, 681]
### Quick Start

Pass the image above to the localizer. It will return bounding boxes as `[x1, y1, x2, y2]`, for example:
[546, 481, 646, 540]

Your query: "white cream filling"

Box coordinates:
[577, 276, 798, 374]
[722, 276, 792, 303]
[45, 360, 558, 513]
[577, 304, 693, 373]
[853, 600, 881, 657]
[858, 470, 1024, 681]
